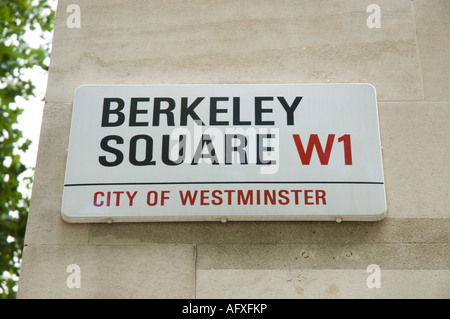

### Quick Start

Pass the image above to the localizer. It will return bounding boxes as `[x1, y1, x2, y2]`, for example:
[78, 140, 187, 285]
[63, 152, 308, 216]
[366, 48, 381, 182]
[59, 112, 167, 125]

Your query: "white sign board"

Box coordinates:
[61, 84, 386, 222]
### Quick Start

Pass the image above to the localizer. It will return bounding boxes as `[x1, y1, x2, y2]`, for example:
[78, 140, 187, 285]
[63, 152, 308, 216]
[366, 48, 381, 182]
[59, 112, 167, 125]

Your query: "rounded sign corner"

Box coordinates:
[372, 207, 387, 221]
[60, 209, 78, 224]
[61, 214, 73, 223]
[361, 83, 377, 96]
[74, 84, 91, 94]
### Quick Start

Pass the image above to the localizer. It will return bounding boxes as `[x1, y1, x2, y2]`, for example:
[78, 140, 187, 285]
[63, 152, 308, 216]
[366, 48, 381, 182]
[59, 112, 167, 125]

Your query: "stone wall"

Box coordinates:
[18, 0, 449, 298]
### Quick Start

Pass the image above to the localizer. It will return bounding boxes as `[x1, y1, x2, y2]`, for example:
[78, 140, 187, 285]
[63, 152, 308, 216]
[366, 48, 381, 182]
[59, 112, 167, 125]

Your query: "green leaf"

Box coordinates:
[0, 0, 55, 299]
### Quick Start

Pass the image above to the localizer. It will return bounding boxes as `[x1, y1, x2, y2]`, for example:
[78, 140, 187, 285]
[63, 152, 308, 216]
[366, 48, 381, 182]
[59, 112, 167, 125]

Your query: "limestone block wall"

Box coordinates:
[18, 0, 449, 298]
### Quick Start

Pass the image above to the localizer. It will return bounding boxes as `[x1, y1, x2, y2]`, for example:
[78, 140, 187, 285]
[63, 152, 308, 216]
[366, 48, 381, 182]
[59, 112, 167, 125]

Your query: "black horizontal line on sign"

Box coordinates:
[64, 181, 384, 187]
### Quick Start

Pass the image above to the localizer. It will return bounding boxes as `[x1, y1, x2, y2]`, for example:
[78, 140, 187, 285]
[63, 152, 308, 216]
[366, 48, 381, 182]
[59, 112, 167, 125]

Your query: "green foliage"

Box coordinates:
[0, 0, 54, 298]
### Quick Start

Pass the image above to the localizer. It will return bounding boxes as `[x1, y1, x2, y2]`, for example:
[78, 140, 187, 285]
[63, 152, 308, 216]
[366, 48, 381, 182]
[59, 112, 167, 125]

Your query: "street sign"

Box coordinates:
[61, 84, 386, 222]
